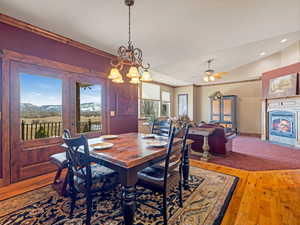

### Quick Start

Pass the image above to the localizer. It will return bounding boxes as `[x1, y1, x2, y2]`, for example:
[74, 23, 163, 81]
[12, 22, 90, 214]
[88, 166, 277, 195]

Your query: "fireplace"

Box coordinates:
[262, 97, 300, 147]
[268, 110, 297, 146]
[269, 111, 296, 137]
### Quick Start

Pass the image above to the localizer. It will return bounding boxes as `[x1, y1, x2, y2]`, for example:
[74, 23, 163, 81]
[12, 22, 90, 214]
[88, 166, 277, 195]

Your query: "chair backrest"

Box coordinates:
[151, 119, 173, 137]
[163, 125, 190, 189]
[63, 129, 72, 138]
[63, 135, 92, 184]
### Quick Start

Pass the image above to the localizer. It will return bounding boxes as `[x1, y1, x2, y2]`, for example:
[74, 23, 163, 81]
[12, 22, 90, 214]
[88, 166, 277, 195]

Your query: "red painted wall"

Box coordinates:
[261, 62, 300, 98]
[0, 22, 138, 134]
[0, 57, 2, 178]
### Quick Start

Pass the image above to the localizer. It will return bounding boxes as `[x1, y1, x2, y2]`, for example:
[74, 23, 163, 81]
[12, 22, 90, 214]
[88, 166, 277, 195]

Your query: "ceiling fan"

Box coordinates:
[203, 59, 228, 82]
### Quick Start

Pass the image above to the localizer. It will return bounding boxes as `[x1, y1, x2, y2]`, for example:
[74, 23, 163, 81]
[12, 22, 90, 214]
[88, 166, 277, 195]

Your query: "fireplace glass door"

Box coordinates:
[269, 111, 296, 139]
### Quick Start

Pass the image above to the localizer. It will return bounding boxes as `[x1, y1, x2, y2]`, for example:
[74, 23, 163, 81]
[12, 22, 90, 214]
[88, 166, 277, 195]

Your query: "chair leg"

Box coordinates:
[86, 191, 93, 225]
[53, 167, 63, 184]
[61, 171, 69, 196]
[68, 170, 77, 217]
[179, 167, 183, 208]
[163, 191, 168, 225]
[70, 190, 77, 217]
[179, 179, 183, 208]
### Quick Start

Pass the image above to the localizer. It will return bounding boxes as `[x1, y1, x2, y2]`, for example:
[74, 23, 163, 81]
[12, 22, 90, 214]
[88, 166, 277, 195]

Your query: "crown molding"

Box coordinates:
[0, 13, 115, 59]
[194, 78, 261, 87]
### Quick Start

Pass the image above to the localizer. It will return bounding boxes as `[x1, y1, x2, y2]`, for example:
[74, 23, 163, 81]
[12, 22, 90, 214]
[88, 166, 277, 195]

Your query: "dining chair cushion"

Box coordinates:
[137, 166, 177, 191]
[50, 152, 68, 168]
[74, 164, 119, 192]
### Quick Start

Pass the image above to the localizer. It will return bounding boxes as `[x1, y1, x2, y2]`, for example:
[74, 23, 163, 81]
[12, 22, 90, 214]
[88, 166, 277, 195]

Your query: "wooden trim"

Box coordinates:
[4, 50, 105, 77]
[3, 50, 107, 78]
[149, 80, 177, 88]
[194, 78, 261, 87]
[0, 13, 114, 59]
[264, 95, 300, 100]
[0, 57, 11, 186]
[239, 132, 261, 138]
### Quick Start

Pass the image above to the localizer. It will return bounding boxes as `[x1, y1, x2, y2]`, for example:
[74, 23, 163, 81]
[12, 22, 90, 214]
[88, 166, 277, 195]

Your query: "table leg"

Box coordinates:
[182, 144, 190, 190]
[122, 185, 136, 225]
[120, 169, 138, 225]
[201, 135, 211, 161]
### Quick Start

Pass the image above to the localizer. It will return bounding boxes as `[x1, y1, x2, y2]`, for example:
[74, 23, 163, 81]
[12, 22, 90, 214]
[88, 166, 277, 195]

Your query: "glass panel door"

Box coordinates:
[10, 62, 68, 182]
[20, 73, 63, 141]
[76, 82, 102, 133]
[70, 74, 106, 137]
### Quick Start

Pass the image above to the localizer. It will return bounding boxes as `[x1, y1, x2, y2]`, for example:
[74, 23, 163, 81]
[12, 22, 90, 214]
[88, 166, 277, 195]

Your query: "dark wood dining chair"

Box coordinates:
[50, 129, 72, 196]
[63, 135, 119, 225]
[151, 118, 173, 137]
[137, 125, 190, 225]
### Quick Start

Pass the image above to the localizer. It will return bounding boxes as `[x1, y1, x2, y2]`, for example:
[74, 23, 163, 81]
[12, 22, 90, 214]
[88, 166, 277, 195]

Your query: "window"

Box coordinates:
[178, 94, 188, 116]
[140, 83, 161, 118]
[20, 73, 62, 140]
[76, 83, 102, 133]
[139, 83, 173, 118]
[161, 91, 171, 117]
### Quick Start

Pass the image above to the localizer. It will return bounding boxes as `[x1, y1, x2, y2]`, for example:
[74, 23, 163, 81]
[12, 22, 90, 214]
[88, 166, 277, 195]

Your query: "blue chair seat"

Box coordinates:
[74, 164, 119, 192]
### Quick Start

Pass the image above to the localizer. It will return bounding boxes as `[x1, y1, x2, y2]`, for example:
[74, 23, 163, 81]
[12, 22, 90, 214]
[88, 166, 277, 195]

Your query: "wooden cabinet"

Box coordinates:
[210, 95, 237, 133]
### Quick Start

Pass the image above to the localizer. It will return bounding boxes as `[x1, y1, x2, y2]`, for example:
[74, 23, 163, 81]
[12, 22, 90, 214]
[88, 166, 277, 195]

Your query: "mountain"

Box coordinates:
[80, 103, 101, 112]
[21, 102, 101, 118]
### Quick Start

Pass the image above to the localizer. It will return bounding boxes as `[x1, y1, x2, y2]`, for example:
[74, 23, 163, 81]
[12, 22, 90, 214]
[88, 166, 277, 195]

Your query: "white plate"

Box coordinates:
[92, 142, 114, 150]
[154, 135, 169, 141]
[100, 135, 118, 140]
[141, 134, 155, 139]
[146, 140, 168, 148]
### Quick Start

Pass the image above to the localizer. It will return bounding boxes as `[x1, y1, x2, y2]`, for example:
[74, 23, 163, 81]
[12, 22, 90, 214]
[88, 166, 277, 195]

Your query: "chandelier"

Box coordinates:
[108, 0, 152, 84]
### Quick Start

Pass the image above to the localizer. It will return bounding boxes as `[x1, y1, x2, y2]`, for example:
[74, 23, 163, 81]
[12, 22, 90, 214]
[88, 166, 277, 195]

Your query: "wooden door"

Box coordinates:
[0, 58, 2, 180]
[10, 61, 70, 182]
[10, 61, 107, 182]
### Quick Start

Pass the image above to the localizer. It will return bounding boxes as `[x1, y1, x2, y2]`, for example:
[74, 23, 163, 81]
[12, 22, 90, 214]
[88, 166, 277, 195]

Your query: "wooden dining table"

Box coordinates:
[73, 133, 192, 225]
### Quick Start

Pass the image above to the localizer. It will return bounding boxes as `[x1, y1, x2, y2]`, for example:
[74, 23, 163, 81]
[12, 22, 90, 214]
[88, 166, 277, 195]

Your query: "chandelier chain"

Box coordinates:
[128, 5, 132, 46]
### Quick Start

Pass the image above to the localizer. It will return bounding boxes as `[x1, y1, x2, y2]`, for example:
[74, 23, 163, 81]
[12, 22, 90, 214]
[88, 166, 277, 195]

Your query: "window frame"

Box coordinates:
[69, 72, 107, 139]
[177, 94, 188, 117]
[139, 83, 172, 119]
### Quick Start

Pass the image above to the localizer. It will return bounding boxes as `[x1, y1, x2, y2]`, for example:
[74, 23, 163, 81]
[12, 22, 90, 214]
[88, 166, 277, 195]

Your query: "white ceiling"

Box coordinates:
[1, 0, 300, 86]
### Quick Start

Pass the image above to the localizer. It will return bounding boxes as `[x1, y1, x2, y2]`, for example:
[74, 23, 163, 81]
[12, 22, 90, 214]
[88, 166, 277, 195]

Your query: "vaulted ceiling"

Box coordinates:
[1, 0, 300, 85]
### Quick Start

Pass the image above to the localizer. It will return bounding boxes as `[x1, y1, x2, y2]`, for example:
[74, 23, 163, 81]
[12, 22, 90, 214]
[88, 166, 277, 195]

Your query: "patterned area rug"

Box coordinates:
[0, 167, 238, 225]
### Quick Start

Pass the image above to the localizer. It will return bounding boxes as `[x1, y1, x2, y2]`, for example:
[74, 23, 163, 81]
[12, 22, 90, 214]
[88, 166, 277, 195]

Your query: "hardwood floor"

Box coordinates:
[191, 160, 300, 225]
[1, 160, 300, 225]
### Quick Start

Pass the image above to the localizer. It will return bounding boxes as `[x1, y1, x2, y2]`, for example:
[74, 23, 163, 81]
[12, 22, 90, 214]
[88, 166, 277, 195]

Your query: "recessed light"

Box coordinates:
[280, 38, 287, 43]
[260, 52, 266, 56]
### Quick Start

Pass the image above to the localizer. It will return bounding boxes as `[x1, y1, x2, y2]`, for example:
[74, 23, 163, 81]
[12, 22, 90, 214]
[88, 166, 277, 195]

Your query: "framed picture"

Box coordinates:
[178, 94, 188, 116]
[268, 73, 297, 98]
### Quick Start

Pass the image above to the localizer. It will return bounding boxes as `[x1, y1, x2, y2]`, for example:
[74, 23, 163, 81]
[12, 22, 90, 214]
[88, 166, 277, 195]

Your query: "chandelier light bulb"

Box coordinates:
[129, 77, 140, 84]
[209, 75, 215, 81]
[203, 75, 209, 82]
[140, 70, 152, 82]
[112, 76, 124, 83]
[108, 68, 121, 80]
[127, 66, 140, 78]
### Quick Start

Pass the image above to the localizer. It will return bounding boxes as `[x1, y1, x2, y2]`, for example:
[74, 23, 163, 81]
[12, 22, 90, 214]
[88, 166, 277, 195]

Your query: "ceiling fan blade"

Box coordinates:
[213, 72, 228, 79]
[213, 73, 222, 79]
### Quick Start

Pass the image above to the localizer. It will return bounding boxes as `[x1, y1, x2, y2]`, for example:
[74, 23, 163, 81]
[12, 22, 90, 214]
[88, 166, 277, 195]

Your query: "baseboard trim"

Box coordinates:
[239, 133, 261, 138]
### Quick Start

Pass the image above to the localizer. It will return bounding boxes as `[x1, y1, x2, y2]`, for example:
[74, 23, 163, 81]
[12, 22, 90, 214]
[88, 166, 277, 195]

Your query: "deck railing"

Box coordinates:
[21, 120, 101, 140]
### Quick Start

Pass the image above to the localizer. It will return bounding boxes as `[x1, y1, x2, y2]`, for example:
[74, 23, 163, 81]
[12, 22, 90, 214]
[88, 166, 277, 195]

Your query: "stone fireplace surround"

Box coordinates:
[262, 97, 300, 148]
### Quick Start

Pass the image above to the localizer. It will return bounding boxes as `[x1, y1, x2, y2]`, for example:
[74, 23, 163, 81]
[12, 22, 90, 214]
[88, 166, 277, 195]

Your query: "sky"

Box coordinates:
[20, 73, 102, 106]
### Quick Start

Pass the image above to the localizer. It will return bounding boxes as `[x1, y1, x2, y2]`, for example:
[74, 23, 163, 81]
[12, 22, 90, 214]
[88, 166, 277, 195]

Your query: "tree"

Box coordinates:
[35, 126, 49, 139]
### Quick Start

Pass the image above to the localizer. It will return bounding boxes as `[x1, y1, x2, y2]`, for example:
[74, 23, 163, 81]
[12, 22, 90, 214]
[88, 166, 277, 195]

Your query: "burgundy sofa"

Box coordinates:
[188, 123, 232, 155]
